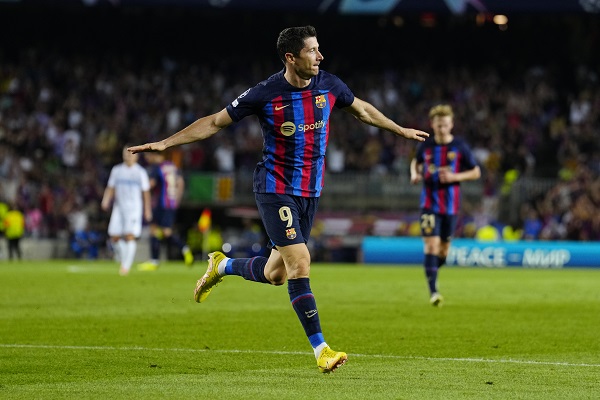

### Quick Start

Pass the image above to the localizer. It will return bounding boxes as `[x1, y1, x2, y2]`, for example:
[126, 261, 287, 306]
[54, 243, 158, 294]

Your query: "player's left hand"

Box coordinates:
[400, 128, 429, 142]
[438, 169, 456, 183]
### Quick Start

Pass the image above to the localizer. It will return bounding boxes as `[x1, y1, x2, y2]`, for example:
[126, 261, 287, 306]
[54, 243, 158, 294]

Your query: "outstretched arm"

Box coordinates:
[343, 97, 429, 142]
[128, 108, 234, 153]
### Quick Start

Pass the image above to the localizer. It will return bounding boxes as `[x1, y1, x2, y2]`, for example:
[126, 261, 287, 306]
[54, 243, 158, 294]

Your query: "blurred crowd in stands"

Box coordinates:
[0, 21, 599, 256]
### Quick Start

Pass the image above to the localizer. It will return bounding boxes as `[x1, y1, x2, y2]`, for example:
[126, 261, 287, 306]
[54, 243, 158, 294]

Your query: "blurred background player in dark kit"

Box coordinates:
[137, 152, 194, 271]
[410, 104, 481, 306]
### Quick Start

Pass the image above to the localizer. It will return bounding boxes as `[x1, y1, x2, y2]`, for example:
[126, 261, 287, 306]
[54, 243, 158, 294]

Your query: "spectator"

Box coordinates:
[0, 16, 597, 246]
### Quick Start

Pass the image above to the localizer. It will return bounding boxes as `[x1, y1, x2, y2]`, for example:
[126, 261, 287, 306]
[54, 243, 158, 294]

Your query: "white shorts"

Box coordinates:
[108, 205, 143, 238]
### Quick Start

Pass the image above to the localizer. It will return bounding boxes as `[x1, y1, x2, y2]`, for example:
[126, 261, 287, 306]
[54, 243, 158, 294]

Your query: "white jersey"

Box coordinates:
[108, 163, 150, 211]
[107, 163, 150, 237]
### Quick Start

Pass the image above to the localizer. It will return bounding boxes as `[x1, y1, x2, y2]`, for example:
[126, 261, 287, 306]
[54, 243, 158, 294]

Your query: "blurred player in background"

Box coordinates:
[410, 104, 481, 306]
[129, 25, 428, 373]
[3, 203, 25, 261]
[101, 146, 152, 275]
[137, 152, 194, 271]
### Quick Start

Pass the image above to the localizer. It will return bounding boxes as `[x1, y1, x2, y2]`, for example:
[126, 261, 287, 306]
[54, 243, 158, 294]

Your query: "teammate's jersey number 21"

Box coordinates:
[420, 213, 435, 231]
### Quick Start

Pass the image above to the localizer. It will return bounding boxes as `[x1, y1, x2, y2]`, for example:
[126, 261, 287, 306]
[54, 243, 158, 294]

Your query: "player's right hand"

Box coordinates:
[127, 142, 166, 154]
[410, 174, 422, 185]
[400, 128, 429, 142]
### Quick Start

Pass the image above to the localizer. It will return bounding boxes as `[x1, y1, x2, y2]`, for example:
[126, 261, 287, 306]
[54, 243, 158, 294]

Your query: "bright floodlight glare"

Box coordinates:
[493, 14, 508, 25]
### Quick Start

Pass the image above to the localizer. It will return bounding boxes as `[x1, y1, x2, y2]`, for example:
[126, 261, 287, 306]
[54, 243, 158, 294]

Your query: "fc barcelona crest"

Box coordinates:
[447, 151, 456, 161]
[314, 95, 326, 109]
[286, 228, 297, 240]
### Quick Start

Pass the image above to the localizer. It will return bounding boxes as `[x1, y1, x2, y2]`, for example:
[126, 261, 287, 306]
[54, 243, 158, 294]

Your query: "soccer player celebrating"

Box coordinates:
[129, 25, 428, 373]
[410, 104, 481, 306]
[101, 146, 152, 275]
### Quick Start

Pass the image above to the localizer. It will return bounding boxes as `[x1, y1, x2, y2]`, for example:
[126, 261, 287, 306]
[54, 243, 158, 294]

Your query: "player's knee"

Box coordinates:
[267, 269, 287, 286]
[423, 240, 440, 255]
[270, 276, 287, 286]
[425, 247, 439, 255]
[286, 260, 311, 280]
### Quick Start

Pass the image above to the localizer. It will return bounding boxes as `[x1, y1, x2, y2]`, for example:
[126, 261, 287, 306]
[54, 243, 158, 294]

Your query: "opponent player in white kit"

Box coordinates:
[101, 146, 152, 275]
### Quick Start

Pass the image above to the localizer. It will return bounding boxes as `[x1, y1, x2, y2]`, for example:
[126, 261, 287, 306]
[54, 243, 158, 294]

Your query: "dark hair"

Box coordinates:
[276, 25, 317, 64]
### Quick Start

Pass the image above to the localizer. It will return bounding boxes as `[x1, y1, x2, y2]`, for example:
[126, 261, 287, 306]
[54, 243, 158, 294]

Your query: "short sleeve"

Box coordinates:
[226, 85, 261, 122]
[332, 76, 355, 109]
[460, 142, 479, 170]
[107, 167, 117, 188]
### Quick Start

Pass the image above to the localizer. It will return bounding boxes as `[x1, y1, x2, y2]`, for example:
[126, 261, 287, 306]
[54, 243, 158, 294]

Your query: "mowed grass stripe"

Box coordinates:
[2, 343, 600, 368]
[2, 260, 600, 399]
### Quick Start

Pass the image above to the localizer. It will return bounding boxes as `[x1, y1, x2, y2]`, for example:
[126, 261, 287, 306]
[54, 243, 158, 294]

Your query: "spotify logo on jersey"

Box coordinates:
[280, 122, 296, 136]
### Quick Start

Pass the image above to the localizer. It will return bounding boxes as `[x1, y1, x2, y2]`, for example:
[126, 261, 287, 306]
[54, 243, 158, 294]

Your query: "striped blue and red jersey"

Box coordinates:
[415, 137, 478, 215]
[226, 69, 354, 197]
[148, 161, 181, 210]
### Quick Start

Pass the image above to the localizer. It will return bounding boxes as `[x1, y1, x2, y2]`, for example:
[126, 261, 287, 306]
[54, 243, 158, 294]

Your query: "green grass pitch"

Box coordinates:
[1, 260, 599, 399]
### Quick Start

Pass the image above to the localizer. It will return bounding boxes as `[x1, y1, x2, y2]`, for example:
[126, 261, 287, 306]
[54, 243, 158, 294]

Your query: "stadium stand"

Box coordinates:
[0, 8, 598, 259]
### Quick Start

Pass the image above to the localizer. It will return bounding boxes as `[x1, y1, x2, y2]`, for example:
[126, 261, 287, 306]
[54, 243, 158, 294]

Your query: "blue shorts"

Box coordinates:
[152, 207, 177, 228]
[255, 193, 319, 249]
[419, 210, 457, 242]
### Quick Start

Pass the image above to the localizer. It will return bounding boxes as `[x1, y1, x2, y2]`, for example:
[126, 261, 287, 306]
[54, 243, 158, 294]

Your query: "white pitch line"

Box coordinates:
[1, 344, 599, 368]
[67, 265, 118, 274]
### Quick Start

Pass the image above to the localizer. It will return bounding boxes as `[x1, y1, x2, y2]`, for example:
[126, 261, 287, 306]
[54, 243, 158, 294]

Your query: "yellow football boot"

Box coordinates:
[193, 252, 226, 303]
[317, 346, 348, 373]
[137, 261, 159, 271]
